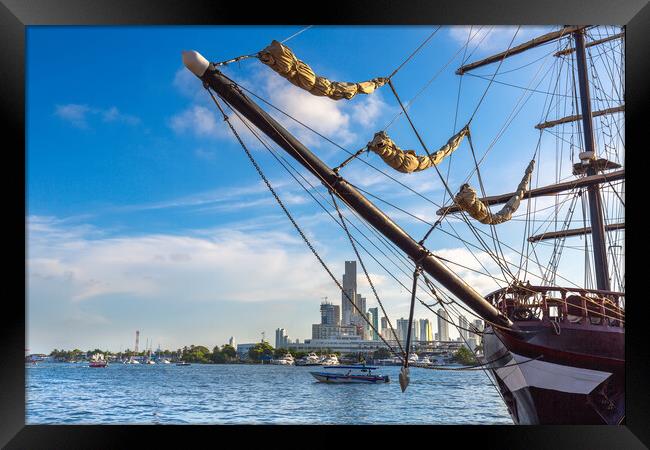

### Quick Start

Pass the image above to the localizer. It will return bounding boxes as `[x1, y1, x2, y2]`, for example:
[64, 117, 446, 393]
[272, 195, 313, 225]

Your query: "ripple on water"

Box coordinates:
[27, 363, 512, 424]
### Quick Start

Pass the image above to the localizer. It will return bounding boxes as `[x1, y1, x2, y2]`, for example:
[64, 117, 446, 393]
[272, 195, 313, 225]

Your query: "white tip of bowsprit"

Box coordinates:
[182, 50, 209, 78]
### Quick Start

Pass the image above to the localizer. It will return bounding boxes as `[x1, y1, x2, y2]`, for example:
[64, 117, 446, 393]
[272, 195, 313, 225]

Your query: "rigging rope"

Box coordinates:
[205, 86, 403, 361]
[387, 27, 441, 80]
[329, 191, 405, 356]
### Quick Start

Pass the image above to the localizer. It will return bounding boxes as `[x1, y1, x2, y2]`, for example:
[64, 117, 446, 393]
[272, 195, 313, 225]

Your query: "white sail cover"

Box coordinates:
[367, 126, 470, 173]
[258, 40, 388, 100]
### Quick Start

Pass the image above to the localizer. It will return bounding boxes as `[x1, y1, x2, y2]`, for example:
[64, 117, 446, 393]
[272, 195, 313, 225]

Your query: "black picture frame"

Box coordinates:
[2, 0, 647, 447]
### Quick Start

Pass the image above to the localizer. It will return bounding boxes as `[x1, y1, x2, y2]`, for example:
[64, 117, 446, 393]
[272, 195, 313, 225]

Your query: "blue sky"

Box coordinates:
[27, 25, 621, 354]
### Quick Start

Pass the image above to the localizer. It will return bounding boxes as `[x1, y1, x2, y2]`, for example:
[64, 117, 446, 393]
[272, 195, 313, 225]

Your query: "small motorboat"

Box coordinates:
[89, 353, 108, 368]
[176, 361, 191, 366]
[310, 365, 389, 384]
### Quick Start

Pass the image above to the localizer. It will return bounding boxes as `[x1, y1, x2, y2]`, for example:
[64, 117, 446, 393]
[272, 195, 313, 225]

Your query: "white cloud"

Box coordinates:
[102, 106, 141, 125]
[55, 104, 92, 128]
[169, 105, 221, 137]
[55, 103, 141, 128]
[27, 216, 333, 304]
[434, 247, 509, 295]
[170, 64, 395, 150]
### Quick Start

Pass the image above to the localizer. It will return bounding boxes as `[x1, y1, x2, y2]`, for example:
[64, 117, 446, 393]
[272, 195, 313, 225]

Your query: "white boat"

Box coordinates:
[271, 353, 295, 365]
[320, 354, 340, 366]
[295, 352, 321, 366]
[310, 365, 389, 384]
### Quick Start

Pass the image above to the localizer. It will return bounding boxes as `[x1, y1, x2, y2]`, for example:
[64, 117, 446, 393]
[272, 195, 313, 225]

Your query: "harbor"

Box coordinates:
[26, 362, 511, 424]
[25, 24, 624, 426]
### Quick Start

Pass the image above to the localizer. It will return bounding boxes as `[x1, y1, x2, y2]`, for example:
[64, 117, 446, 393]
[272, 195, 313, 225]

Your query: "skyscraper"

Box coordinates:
[437, 308, 449, 341]
[380, 316, 389, 338]
[458, 315, 469, 341]
[396, 318, 409, 344]
[275, 328, 288, 349]
[228, 336, 236, 348]
[419, 318, 432, 342]
[368, 307, 379, 340]
[341, 261, 357, 325]
[470, 319, 484, 347]
[320, 302, 340, 326]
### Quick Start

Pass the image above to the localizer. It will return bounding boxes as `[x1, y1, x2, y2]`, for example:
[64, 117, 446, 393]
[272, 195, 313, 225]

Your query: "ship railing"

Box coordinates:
[485, 285, 624, 328]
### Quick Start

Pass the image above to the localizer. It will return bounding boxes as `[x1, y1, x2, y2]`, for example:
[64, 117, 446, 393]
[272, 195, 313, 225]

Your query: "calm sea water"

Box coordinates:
[26, 363, 512, 424]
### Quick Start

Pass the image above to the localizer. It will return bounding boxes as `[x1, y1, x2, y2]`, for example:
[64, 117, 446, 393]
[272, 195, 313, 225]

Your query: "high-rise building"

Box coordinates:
[458, 315, 469, 341]
[275, 328, 289, 349]
[382, 327, 398, 342]
[312, 323, 358, 340]
[396, 318, 409, 344]
[341, 261, 357, 325]
[419, 318, 432, 342]
[368, 307, 379, 340]
[412, 320, 419, 342]
[228, 336, 236, 348]
[437, 308, 449, 341]
[380, 316, 389, 338]
[320, 302, 340, 326]
[470, 319, 484, 347]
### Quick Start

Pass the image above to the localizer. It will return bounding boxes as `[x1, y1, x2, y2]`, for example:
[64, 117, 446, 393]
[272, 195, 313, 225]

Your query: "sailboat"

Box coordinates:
[181, 25, 624, 424]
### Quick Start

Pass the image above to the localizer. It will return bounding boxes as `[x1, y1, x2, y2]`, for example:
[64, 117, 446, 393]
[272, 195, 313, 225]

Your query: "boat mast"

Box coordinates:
[183, 51, 513, 331]
[572, 28, 611, 291]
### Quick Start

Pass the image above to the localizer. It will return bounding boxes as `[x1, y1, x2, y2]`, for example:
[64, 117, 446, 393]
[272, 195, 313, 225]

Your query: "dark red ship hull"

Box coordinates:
[482, 320, 624, 424]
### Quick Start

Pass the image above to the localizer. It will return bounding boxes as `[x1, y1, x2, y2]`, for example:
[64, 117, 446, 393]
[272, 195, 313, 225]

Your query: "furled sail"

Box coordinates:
[366, 125, 470, 173]
[258, 40, 388, 100]
[454, 159, 535, 224]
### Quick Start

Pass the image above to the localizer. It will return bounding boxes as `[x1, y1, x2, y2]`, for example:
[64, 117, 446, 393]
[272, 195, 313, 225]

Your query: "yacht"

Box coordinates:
[310, 365, 389, 383]
[295, 352, 321, 366]
[271, 353, 295, 365]
[320, 354, 340, 366]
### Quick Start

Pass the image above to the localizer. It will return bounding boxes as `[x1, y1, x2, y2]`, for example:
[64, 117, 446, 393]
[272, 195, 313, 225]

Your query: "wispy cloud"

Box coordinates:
[27, 215, 333, 303]
[55, 104, 141, 129]
[448, 26, 554, 54]
[169, 64, 396, 152]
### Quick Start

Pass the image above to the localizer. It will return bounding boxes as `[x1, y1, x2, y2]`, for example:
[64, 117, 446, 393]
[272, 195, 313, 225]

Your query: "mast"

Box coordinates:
[573, 28, 611, 291]
[182, 51, 513, 331]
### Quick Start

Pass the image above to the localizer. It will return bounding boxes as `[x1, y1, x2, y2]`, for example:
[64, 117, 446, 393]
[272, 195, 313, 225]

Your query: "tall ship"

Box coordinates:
[181, 25, 624, 424]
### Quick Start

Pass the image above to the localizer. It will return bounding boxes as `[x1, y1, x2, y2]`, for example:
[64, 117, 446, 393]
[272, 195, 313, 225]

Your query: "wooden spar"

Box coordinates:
[184, 54, 513, 330]
[527, 223, 624, 243]
[436, 169, 624, 216]
[554, 32, 624, 57]
[535, 105, 624, 130]
[455, 26, 583, 75]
